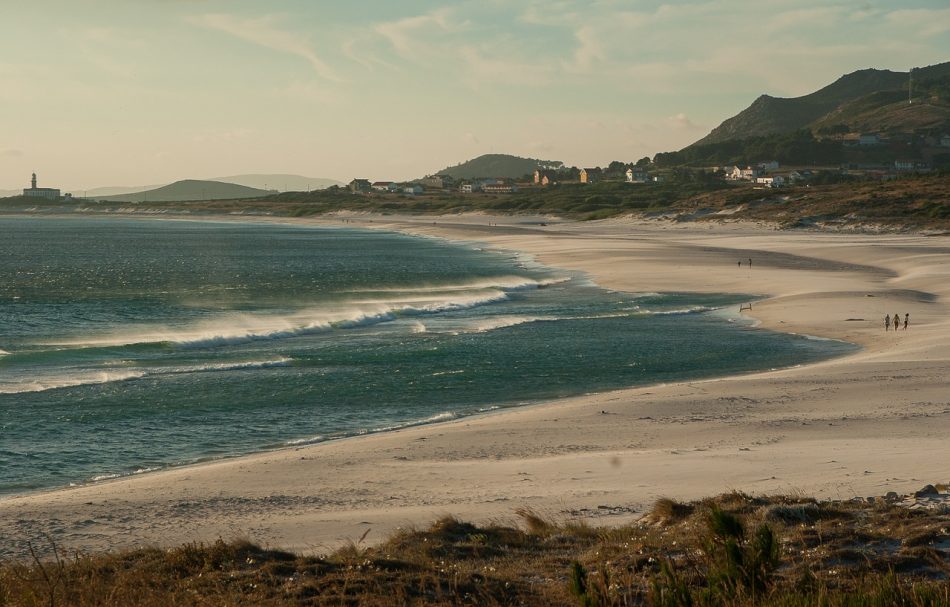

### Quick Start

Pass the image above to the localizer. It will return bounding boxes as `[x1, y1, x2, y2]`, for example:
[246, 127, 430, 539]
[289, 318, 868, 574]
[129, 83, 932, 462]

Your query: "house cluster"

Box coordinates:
[533, 164, 655, 186]
[724, 161, 813, 188]
[348, 177, 441, 196]
[348, 174, 521, 196]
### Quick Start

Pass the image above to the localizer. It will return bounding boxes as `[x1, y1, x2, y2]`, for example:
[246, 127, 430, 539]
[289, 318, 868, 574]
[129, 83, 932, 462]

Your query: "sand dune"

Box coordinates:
[2, 215, 948, 560]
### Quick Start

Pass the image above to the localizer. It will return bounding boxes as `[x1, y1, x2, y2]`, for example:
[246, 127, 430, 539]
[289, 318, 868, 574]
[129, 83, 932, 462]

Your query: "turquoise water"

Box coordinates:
[0, 217, 856, 495]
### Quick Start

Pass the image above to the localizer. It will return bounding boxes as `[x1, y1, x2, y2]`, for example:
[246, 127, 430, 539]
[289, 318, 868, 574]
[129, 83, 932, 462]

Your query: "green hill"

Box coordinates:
[97, 180, 272, 202]
[436, 154, 563, 180]
[693, 61, 950, 146]
[211, 174, 341, 192]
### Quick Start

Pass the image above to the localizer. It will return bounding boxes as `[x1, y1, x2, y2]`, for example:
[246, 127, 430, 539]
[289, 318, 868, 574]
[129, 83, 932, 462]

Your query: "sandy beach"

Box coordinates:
[2, 215, 948, 560]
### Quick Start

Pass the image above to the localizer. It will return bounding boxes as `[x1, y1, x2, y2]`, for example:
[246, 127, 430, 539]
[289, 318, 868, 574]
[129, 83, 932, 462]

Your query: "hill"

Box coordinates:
[96, 179, 272, 202]
[210, 174, 341, 192]
[693, 61, 950, 146]
[81, 184, 166, 198]
[436, 154, 562, 180]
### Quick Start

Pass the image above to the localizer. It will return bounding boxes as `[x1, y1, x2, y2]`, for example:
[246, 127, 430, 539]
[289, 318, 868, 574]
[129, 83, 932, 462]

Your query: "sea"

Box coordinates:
[0, 216, 856, 495]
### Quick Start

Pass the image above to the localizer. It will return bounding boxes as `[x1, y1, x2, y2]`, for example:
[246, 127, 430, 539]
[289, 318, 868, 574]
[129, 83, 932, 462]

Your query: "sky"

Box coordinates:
[1, 1, 948, 190]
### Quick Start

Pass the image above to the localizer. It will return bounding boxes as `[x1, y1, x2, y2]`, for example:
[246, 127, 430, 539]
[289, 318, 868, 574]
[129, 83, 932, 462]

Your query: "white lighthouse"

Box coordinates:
[23, 172, 61, 200]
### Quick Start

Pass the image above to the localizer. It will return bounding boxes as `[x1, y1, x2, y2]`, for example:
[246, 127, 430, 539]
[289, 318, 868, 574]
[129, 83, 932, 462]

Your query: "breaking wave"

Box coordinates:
[0, 358, 293, 395]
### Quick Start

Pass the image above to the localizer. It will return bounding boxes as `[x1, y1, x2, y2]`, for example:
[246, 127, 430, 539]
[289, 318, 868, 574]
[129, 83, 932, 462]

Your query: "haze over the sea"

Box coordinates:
[1, 1, 948, 189]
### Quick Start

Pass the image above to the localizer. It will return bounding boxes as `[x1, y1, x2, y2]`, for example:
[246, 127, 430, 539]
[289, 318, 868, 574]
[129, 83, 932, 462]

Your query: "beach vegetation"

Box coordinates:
[3, 492, 949, 605]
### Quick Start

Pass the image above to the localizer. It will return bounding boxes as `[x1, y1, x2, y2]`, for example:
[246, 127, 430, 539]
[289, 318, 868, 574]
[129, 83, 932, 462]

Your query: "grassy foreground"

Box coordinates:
[2, 492, 948, 606]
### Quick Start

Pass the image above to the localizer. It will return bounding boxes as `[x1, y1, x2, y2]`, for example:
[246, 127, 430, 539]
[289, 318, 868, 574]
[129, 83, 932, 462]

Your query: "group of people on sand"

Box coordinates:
[885, 313, 910, 331]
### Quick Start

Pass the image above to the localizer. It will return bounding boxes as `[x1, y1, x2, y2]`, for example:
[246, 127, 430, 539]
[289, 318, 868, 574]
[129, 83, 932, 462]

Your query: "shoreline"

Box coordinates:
[2, 213, 948, 560]
[0, 213, 852, 499]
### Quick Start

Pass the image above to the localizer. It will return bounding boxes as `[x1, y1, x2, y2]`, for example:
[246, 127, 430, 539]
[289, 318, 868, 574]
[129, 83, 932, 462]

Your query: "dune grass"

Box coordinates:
[2, 492, 948, 606]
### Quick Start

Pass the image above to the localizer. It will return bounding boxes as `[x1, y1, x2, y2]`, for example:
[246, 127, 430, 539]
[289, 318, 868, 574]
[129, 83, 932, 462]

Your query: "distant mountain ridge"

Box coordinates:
[435, 154, 563, 180]
[692, 61, 950, 147]
[97, 180, 272, 202]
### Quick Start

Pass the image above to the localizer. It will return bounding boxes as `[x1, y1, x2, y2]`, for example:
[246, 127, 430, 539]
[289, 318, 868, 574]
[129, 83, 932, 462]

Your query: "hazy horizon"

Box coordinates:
[2, 1, 948, 190]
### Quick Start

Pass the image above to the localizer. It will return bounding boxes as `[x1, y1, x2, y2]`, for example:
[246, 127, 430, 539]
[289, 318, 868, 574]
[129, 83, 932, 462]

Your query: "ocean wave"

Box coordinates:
[642, 306, 717, 316]
[346, 275, 569, 294]
[48, 291, 515, 350]
[0, 370, 146, 394]
[459, 315, 547, 333]
[284, 435, 326, 447]
[0, 349, 9, 356]
[0, 358, 293, 395]
[160, 358, 294, 374]
[370, 411, 458, 433]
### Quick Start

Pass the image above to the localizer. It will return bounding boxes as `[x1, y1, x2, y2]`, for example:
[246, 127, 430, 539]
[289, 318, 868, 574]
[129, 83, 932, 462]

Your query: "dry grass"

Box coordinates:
[2, 493, 948, 606]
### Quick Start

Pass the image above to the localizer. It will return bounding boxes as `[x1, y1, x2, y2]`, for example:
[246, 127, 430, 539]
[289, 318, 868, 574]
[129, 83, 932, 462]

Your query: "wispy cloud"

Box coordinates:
[0, 148, 23, 158]
[187, 13, 342, 82]
[373, 8, 458, 61]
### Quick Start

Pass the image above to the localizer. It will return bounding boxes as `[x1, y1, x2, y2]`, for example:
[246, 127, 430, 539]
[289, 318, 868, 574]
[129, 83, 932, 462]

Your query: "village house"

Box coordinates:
[755, 175, 786, 188]
[858, 133, 881, 146]
[727, 166, 759, 181]
[940, 134, 950, 148]
[579, 168, 602, 184]
[625, 167, 649, 183]
[479, 179, 518, 194]
[348, 178, 372, 193]
[533, 169, 560, 186]
[401, 184, 424, 195]
[757, 160, 779, 171]
[419, 175, 445, 189]
[459, 183, 475, 194]
[371, 181, 398, 192]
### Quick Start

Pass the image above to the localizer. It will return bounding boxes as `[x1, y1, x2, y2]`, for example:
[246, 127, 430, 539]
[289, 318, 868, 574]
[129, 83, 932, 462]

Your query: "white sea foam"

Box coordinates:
[161, 358, 294, 374]
[431, 369, 465, 376]
[49, 290, 515, 350]
[346, 275, 569, 294]
[285, 435, 326, 446]
[370, 411, 458, 433]
[0, 349, 9, 356]
[644, 306, 716, 316]
[0, 370, 146, 394]
[461, 315, 546, 333]
[90, 473, 122, 482]
[0, 358, 293, 395]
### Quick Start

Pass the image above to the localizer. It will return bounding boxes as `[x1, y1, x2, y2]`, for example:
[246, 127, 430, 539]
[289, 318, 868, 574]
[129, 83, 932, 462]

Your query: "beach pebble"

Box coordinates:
[915, 484, 939, 498]
[885, 491, 899, 502]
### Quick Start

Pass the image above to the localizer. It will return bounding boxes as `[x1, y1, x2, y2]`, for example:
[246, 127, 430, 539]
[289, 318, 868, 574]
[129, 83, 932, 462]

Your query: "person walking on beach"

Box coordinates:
[893, 312, 901, 332]
[885, 314, 891, 331]
[904, 313, 910, 330]
[738, 260, 742, 269]
[748, 258, 752, 268]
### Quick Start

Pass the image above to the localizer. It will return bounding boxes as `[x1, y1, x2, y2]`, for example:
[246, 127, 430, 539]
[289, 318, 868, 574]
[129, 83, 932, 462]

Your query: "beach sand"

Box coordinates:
[3, 215, 948, 559]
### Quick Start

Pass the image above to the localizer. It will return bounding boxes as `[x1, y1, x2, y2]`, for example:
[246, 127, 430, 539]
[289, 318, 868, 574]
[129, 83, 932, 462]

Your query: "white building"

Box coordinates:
[728, 166, 759, 181]
[625, 167, 648, 183]
[755, 175, 785, 188]
[371, 181, 397, 192]
[22, 173, 61, 200]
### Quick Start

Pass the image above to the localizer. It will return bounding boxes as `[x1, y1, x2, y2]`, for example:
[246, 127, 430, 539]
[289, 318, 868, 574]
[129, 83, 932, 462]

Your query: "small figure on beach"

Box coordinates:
[884, 314, 890, 331]
[738, 261, 742, 269]
[893, 312, 900, 331]
[748, 258, 752, 268]
[904, 313, 909, 330]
